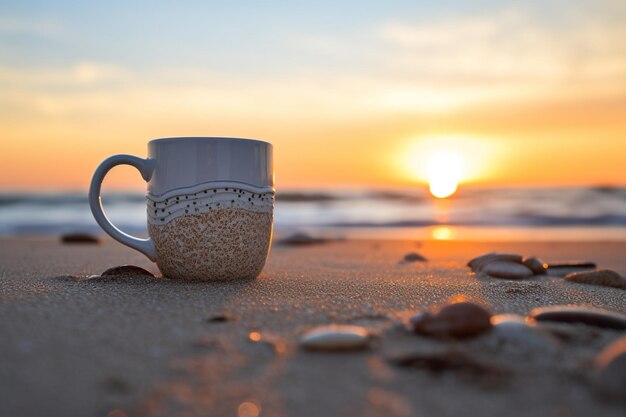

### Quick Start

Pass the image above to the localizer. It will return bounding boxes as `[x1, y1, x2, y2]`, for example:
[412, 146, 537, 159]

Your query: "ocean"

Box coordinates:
[1, 187, 625, 241]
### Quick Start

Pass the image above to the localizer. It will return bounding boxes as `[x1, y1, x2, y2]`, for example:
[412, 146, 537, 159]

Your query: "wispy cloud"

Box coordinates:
[2, 5, 625, 120]
[379, 8, 626, 82]
[290, 6, 626, 111]
[0, 8, 624, 123]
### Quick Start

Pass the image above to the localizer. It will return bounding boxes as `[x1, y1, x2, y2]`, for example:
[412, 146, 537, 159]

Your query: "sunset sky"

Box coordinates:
[1, 0, 625, 191]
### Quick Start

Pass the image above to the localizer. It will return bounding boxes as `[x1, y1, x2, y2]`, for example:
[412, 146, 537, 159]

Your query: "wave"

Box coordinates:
[1, 187, 625, 235]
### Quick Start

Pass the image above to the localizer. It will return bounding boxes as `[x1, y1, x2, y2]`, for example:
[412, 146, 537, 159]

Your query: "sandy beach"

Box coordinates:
[3, 1, 626, 416]
[1, 236, 625, 417]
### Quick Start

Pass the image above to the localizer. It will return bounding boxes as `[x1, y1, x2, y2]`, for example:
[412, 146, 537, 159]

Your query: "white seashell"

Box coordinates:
[468, 253, 523, 272]
[481, 261, 533, 279]
[300, 325, 370, 351]
[490, 314, 558, 350]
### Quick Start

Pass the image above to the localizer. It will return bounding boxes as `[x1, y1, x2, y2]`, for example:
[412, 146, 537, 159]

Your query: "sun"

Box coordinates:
[399, 135, 493, 198]
[426, 150, 462, 198]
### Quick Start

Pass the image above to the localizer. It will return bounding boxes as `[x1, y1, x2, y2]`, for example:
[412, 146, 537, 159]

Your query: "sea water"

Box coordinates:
[0, 187, 625, 241]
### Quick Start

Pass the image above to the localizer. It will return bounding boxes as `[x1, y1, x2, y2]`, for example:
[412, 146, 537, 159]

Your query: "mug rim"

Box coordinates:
[150, 137, 271, 146]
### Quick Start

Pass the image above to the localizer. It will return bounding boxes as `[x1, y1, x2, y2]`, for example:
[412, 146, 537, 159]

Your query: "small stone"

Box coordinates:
[564, 269, 626, 290]
[409, 312, 433, 328]
[60, 233, 100, 244]
[489, 314, 558, 350]
[300, 325, 370, 351]
[410, 301, 492, 338]
[277, 232, 329, 246]
[529, 306, 626, 330]
[403, 252, 427, 262]
[101, 265, 155, 277]
[481, 262, 534, 279]
[546, 261, 596, 277]
[593, 336, 626, 402]
[522, 257, 547, 275]
[467, 253, 523, 272]
[206, 314, 233, 323]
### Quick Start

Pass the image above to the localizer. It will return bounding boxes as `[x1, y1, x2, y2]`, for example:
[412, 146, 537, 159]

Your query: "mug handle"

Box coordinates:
[88, 154, 157, 261]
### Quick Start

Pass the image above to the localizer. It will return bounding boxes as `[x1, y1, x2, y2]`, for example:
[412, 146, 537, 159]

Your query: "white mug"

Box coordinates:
[89, 137, 274, 280]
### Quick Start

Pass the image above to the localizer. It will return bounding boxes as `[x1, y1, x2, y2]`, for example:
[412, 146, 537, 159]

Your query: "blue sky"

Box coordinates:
[4, 0, 622, 73]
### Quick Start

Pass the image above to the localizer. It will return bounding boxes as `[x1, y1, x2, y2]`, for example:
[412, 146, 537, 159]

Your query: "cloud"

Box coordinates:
[292, 6, 626, 111]
[378, 8, 626, 83]
[1, 5, 625, 121]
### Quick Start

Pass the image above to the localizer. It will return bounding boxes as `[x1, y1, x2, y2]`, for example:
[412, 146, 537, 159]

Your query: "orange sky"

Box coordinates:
[1, 2, 625, 191]
[2, 96, 625, 191]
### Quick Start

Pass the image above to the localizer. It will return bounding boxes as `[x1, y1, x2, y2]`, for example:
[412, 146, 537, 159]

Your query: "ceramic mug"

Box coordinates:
[88, 137, 274, 280]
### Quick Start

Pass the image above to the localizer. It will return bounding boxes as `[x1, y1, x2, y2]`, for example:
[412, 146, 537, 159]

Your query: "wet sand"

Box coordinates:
[0, 237, 625, 417]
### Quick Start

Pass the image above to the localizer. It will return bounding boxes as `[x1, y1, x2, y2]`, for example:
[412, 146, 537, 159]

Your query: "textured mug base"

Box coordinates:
[149, 208, 273, 281]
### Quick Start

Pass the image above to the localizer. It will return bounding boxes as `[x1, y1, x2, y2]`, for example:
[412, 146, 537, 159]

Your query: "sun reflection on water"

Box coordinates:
[432, 226, 454, 240]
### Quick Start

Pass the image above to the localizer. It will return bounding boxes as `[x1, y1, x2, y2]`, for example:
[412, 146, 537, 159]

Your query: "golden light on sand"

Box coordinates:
[426, 150, 462, 198]
[432, 226, 454, 240]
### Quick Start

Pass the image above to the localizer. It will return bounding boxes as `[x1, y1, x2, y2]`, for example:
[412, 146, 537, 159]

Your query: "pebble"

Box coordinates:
[60, 233, 100, 244]
[546, 261, 596, 277]
[564, 269, 626, 290]
[404, 252, 427, 262]
[467, 253, 523, 272]
[593, 336, 626, 402]
[410, 301, 492, 338]
[277, 232, 330, 246]
[481, 261, 534, 279]
[300, 325, 370, 351]
[522, 257, 547, 275]
[528, 306, 626, 330]
[206, 314, 233, 323]
[489, 314, 558, 350]
[101, 265, 155, 277]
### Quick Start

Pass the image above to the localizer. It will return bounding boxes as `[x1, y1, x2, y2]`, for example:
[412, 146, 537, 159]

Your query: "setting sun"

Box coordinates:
[427, 150, 462, 198]
[399, 135, 488, 198]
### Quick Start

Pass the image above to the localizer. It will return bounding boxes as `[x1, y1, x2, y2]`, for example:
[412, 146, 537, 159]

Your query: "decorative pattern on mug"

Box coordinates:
[146, 184, 275, 225]
[149, 207, 273, 280]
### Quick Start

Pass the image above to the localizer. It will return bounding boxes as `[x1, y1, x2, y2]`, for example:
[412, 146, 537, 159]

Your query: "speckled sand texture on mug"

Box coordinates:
[149, 208, 273, 280]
